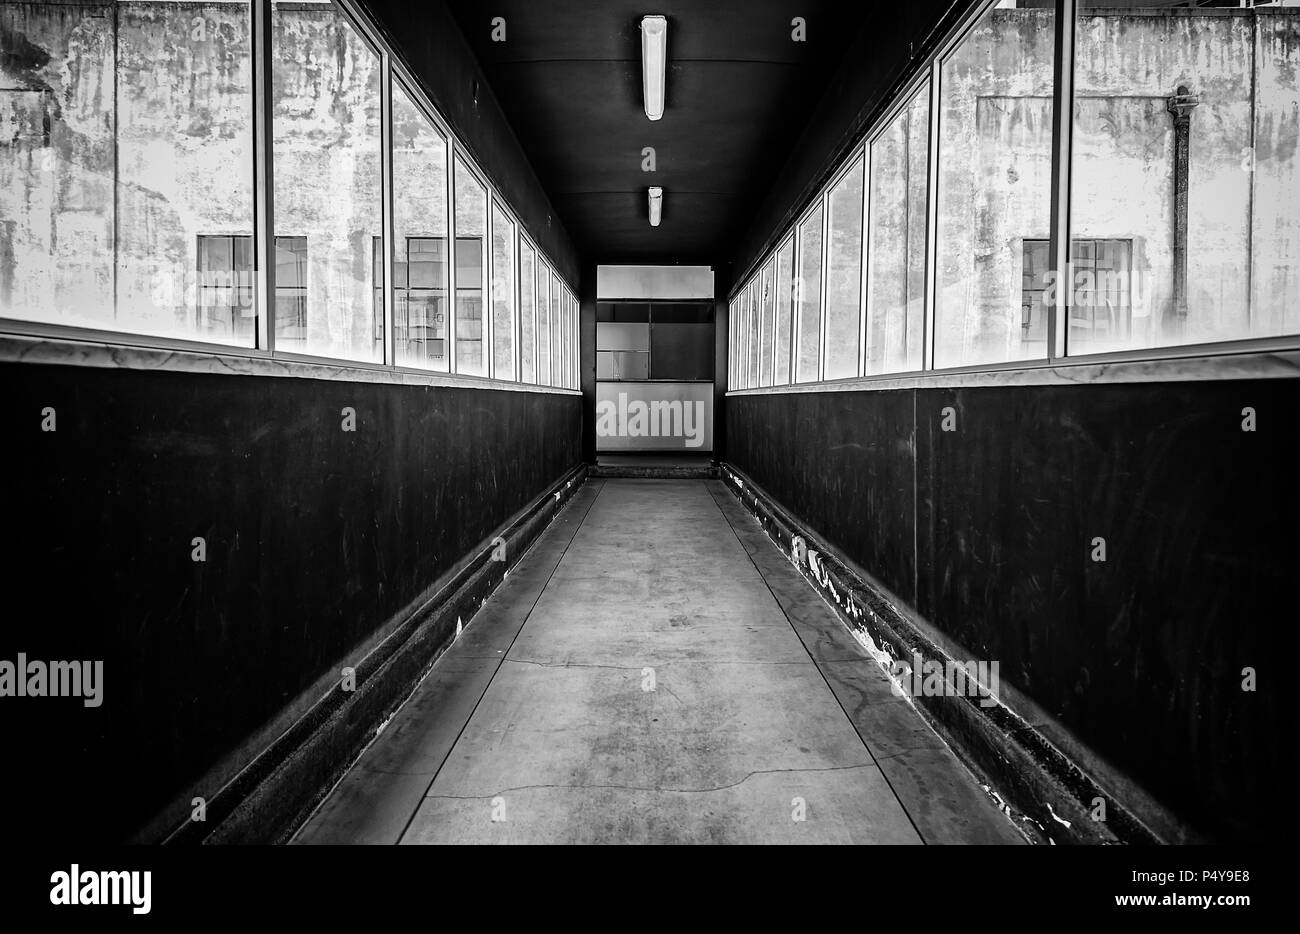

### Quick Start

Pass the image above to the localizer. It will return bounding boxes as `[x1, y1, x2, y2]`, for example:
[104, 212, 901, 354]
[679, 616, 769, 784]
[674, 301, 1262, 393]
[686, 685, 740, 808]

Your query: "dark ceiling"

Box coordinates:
[448, 0, 871, 267]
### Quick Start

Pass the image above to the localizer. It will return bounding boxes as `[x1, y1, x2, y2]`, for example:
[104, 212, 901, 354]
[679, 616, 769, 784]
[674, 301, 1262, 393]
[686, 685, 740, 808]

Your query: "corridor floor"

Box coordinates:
[294, 479, 1024, 845]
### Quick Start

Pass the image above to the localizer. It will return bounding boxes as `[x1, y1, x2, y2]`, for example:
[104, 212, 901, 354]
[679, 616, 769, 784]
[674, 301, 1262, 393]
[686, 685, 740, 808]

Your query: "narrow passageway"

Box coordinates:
[297, 480, 1022, 845]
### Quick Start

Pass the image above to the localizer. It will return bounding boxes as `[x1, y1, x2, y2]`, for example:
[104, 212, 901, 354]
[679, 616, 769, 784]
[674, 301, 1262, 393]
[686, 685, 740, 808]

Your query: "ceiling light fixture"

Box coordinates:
[648, 186, 663, 227]
[640, 15, 667, 121]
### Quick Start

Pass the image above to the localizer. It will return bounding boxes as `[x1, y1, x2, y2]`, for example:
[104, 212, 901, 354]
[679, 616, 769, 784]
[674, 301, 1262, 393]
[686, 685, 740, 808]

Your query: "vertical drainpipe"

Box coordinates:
[1166, 84, 1199, 335]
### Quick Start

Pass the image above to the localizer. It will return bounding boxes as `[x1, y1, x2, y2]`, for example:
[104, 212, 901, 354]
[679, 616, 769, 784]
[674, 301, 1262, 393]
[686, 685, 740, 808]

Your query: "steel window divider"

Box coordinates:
[380, 49, 396, 368]
[922, 58, 942, 373]
[252, 0, 275, 354]
[859, 144, 872, 379]
[1047, 0, 1077, 362]
[817, 187, 830, 383]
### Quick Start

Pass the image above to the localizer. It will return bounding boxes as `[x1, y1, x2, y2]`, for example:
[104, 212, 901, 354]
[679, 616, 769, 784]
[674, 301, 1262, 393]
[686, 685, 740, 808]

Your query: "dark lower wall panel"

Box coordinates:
[727, 389, 917, 605]
[728, 379, 1290, 843]
[0, 362, 581, 843]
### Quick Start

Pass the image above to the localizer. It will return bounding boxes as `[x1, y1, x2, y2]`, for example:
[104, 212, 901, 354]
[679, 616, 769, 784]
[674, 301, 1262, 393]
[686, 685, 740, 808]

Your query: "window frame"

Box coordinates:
[725, 0, 1300, 395]
[0, 0, 578, 393]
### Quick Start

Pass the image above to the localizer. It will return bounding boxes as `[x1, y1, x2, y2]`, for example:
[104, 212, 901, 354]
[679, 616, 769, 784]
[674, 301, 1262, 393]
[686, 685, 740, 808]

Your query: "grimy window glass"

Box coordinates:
[392, 80, 449, 371]
[774, 237, 795, 385]
[272, 0, 382, 362]
[519, 241, 537, 382]
[934, 0, 1055, 369]
[490, 202, 515, 380]
[759, 259, 776, 387]
[795, 205, 824, 383]
[0, 1, 255, 345]
[536, 260, 552, 385]
[1068, 0, 1299, 356]
[453, 157, 487, 375]
[551, 272, 561, 387]
[866, 83, 930, 376]
[824, 154, 865, 380]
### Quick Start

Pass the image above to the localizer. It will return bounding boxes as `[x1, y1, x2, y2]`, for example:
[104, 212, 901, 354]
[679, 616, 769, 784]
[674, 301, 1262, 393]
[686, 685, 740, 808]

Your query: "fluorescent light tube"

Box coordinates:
[648, 186, 663, 227]
[641, 15, 667, 121]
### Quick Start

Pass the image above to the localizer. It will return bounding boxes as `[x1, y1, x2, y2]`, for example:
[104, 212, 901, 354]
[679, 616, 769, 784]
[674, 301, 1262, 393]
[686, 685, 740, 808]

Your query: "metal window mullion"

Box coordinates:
[380, 50, 395, 368]
[1047, 0, 1076, 362]
[513, 219, 522, 383]
[922, 60, 942, 372]
[859, 146, 872, 378]
[817, 190, 830, 382]
[447, 149, 458, 374]
[485, 196, 494, 379]
[252, 0, 276, 353]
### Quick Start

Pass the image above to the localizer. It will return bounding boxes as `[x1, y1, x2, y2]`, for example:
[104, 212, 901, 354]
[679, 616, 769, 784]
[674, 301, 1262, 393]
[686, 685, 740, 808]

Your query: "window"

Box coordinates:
[272, 0, 382, 362]
[933, 0, 1056, 369]
[490, 203, 516, 380]
[550, 272, 561, 387]
[392, 80, 449, 370]
[759, 260, 776, 387]
[453, 158, 487, 375]
[274, 237, 310, 346]
[824, 154, 865, 380]
[794, 207, 824, 382]
[520, 242, 537, 382]
[1067, 0, 1299, 355]
[0, 1, 255, 345]
[197, 236, 256, 344]
[774, 237, 795, 385]
[536, 261, 552, 385]
[866, 84, 930, 376]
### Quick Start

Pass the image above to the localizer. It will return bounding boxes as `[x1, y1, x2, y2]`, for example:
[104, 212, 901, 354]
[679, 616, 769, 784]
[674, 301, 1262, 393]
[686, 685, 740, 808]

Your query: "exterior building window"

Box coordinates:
[195, 234, 307, 347]
[197, 236, 256, 343]
[1022, 238, 1132, 351]
[274, 237, 310, 347]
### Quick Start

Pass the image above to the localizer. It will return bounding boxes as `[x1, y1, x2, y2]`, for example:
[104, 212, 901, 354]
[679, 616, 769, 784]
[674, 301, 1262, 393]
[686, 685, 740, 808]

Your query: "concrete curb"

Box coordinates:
[159, 463, 589, 845]
[719, 463, 1165, 846]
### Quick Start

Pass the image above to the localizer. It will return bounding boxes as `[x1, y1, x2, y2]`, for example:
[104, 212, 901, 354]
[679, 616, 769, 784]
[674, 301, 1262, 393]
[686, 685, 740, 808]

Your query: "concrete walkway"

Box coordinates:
[295, 479, 1024, 845]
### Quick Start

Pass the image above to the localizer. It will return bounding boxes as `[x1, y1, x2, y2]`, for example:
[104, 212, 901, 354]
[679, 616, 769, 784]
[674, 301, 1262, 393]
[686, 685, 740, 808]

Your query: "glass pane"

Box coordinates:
[934, 0, 1055, 368]
[1067, 0, 1299, 355]
[759, 260, 776, 386]
[550, 273, 561, 386]
[519, 242, 536, 382]
[774, 237, 795, 385]
[743, 283, 754, 390]
[272, 0, 382, 361]
[490, 203, 515, 380]
[795, 206, 824, 382]
[867, 84, 930, 375]
[392, 81, 448, 370]
[454, 158, 487, 375]
[1, 1, 255, 345]
[824, 155, 864, 380]
[536, 261, 551, 385]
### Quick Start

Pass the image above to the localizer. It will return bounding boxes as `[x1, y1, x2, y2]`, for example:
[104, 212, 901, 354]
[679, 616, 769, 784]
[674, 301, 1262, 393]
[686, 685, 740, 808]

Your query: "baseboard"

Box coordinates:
[719, 462, 1180, 846]
[155, 463, 589, 845]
